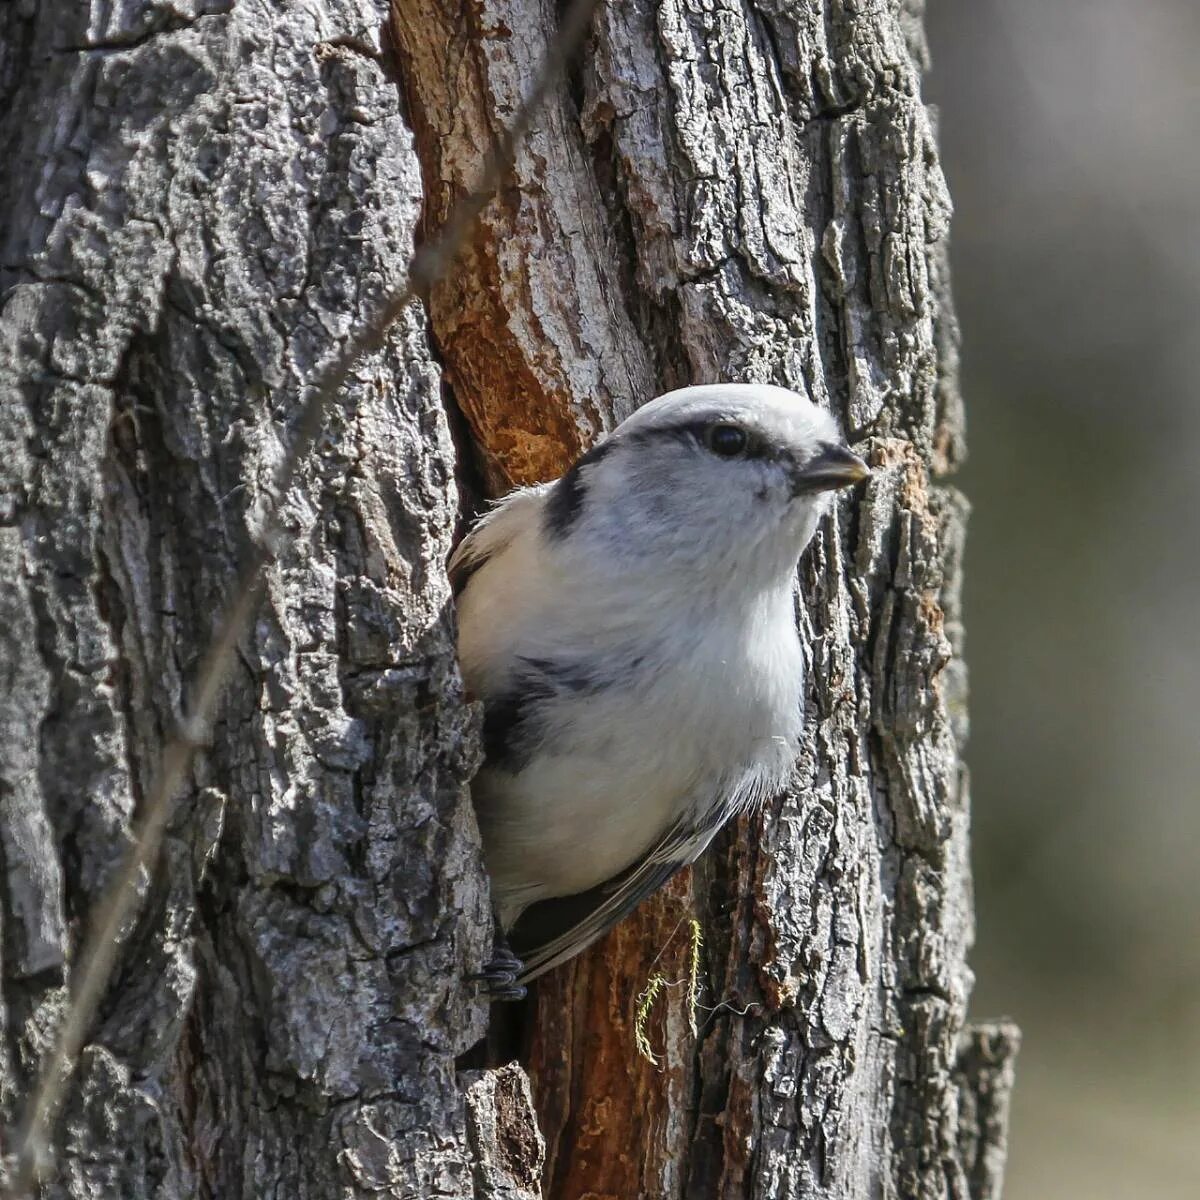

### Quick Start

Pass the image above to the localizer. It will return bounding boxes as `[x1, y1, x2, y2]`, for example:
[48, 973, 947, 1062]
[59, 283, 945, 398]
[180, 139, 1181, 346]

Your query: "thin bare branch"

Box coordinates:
[2, 0, 600, 1192]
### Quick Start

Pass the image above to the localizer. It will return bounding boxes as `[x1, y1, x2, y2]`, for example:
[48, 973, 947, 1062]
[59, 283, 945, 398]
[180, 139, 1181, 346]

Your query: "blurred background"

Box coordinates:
[924, 1, 1200, 1196]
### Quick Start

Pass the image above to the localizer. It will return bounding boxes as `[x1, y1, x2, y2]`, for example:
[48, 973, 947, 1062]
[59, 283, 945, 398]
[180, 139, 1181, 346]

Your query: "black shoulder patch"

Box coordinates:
[519, 657, 598, 694]
[479, 664, 559, 771]
[480, 684, 540, 770]
[480, 656, 605, 771]
[543, 438, 616, 540]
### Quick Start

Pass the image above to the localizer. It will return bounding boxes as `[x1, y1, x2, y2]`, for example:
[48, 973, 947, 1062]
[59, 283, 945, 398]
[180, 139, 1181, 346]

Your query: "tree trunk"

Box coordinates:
[0, 2, 1016, 1199]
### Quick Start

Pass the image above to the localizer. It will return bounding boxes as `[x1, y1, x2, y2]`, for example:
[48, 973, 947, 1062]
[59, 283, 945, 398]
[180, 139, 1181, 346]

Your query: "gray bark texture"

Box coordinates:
[0, 1, 1017, 1199]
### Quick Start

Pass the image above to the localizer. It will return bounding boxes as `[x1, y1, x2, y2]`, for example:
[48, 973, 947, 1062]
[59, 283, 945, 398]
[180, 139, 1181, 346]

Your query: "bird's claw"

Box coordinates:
[468, 945, 527, 1002]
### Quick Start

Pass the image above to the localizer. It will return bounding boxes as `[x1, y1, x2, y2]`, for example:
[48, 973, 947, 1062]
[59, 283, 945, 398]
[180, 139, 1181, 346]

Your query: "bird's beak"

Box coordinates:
[792, 443, 871, 493]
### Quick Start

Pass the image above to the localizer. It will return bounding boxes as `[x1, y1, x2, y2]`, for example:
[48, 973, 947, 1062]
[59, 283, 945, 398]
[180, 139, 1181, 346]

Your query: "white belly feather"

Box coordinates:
[472, 593, 803, 923]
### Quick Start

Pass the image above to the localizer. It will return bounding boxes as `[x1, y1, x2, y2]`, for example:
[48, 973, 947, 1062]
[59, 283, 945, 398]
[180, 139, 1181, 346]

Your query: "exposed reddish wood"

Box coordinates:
[388, 0, 653, 490]
[526, 872, 699, 1199]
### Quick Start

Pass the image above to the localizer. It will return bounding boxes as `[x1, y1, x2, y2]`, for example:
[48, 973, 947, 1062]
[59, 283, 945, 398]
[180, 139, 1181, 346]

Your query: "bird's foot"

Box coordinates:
[468, 944, 527, 1002]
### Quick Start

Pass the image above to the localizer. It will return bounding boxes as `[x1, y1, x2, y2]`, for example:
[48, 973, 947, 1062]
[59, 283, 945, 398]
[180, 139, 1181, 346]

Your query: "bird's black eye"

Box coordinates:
[704, 423, 748, 458]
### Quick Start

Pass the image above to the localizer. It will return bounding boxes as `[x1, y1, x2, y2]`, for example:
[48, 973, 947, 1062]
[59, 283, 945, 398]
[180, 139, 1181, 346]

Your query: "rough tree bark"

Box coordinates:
[0, 2, 1016, 1199]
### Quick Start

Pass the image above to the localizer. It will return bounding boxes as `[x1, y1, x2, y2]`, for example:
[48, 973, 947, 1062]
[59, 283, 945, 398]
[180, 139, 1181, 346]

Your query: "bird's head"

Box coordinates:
[544, 383, 869, 587]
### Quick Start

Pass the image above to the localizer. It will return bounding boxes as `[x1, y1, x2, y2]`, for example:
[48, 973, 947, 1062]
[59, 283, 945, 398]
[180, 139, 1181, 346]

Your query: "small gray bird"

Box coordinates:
[450, 383, 869, 991]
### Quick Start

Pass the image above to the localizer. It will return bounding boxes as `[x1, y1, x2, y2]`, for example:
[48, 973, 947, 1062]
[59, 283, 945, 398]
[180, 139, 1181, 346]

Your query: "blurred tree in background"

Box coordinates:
[925, 2, 1200, 1197]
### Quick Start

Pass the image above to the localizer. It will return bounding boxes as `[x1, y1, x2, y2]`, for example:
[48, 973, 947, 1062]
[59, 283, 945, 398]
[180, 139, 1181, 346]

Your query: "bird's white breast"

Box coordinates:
[459, 518, 803, 920]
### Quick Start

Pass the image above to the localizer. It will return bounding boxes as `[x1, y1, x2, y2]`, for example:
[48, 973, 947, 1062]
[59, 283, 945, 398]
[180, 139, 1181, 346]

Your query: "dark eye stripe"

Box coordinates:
[544, 438, 617, 539]
[628, 420, 768, 459]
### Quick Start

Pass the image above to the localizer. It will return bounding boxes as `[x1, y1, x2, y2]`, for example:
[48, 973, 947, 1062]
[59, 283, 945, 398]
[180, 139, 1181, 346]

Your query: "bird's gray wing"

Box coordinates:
[447, 484, 549, 597]
[447, 519, 497, 598]
[508, 830, 701, 984]
[508, 787, 753, 984]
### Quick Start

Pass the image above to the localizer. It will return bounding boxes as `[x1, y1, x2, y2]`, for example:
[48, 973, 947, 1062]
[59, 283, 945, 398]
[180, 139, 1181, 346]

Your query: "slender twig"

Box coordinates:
[3, 0, 599, 1193]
